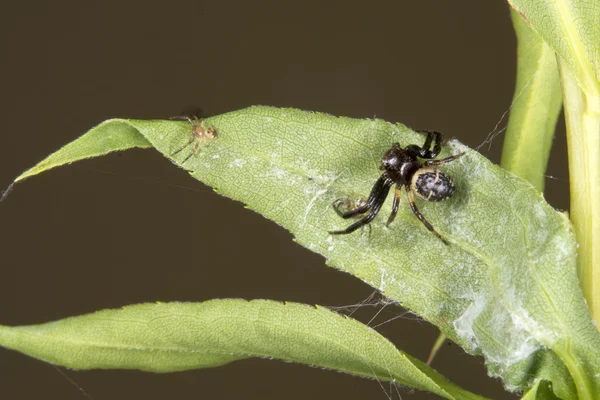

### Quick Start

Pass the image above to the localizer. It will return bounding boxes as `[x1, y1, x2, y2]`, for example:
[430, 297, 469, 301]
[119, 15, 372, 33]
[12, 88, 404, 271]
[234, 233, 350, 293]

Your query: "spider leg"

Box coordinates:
[405, 185, 449, 245]
[416, 130, 442, 159]
[418, 130, 434, 150]
[424, 152, 465, 166]
[172, 138, 194, 156]
[181, 152, 194, 164]
[329, 181, 392, 235]
[338, 174, 391, 219]
[333, 199, 360, 217]
[332, 198, 373, 236]
[168, 115, 190, 121]
[193, 138, 201, 154]
[386, 186, 402, 227]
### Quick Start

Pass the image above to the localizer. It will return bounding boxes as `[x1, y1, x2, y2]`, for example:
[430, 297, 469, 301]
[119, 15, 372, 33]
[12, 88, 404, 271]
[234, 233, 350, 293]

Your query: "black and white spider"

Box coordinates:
[329, 131, 464, 244]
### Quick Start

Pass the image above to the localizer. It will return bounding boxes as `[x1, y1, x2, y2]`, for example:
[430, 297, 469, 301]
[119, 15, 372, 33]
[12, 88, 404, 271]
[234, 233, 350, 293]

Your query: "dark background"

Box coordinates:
[0, 1, 569, 399]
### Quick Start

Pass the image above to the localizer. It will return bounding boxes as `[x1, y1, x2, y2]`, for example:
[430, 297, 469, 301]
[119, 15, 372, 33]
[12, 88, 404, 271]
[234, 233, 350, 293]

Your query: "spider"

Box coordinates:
[332, 196, 372, 236]
[329, 130, 464, 244]
[172, 116, 217, 163]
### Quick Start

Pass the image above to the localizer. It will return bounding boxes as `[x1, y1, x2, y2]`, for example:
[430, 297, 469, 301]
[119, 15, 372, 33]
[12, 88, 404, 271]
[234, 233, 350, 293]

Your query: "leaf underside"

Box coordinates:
[0, 300, 485, 400]
[5, 106, 600, 398]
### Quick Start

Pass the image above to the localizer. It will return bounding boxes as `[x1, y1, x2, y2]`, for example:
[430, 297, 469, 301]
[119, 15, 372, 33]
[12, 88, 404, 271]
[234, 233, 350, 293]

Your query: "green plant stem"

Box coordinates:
[560, 58, 600, 329]
[426, 333, 446, 366]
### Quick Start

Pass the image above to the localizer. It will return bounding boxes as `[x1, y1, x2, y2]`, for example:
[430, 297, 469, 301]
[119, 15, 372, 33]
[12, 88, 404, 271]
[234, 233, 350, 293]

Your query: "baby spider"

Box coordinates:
[172, 116, 217, 163]
[329, 130, 464, 244]
[332, 196, 372, 236]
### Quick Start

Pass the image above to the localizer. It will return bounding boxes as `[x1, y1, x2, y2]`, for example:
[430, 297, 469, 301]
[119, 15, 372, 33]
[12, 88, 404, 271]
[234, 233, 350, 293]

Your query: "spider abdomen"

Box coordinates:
[412, 168, 455, 201]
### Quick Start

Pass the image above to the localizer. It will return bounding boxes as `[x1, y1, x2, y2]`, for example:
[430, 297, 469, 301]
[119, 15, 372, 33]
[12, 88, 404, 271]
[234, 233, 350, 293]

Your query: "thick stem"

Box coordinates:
[561, 59, 600, 329]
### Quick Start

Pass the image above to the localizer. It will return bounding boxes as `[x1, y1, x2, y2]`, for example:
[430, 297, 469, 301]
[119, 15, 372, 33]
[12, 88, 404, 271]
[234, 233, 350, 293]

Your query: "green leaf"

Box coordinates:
[7, 106, 600, 398]
[501, 9, 562, 192]
[0, 300, 486, 400]
[522, 380, 561, 400]
[506, 1, 600, 385]
[506, 0, 599, 95]
[13, 119, 153, 182]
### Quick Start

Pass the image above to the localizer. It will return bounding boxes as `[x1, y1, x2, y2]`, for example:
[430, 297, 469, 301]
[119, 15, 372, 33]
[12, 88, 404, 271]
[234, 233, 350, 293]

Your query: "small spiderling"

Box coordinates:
[172, 116, 217, 163]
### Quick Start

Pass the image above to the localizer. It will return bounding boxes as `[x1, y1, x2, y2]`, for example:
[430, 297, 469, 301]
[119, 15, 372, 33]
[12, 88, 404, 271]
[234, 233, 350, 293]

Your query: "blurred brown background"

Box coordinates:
[0, 1, 569, 399]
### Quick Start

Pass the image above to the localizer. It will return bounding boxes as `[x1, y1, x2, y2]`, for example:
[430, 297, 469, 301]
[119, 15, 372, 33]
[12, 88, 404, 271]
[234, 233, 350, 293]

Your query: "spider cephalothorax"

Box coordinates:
[329, 131, 464, 244]
[172, 116, 217, 163]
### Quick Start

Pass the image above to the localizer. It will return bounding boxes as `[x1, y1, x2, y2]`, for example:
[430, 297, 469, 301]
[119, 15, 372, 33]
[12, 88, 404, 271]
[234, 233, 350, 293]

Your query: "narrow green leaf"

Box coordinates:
[501, 9, 562, 192]
[7, 107, 600, 397]
[0, 300, 487, 400]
